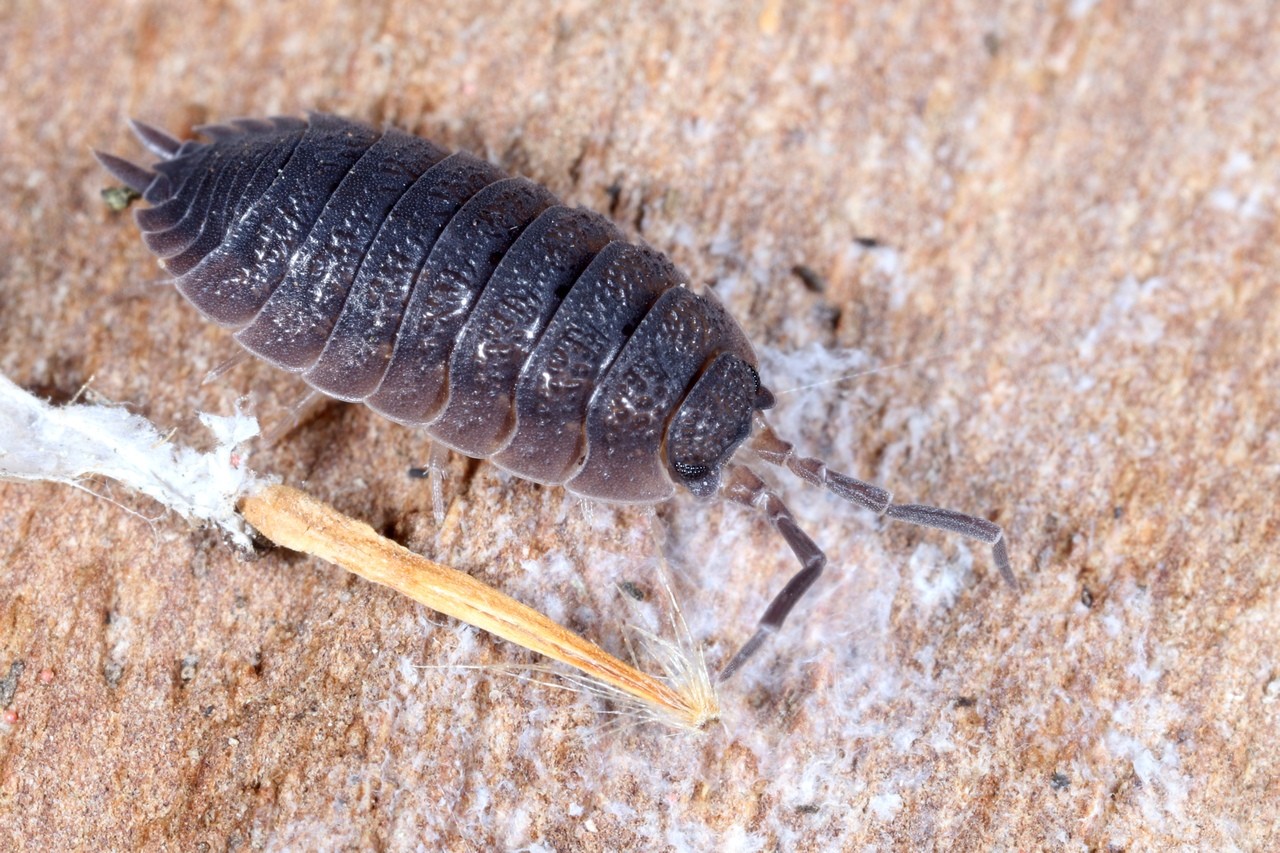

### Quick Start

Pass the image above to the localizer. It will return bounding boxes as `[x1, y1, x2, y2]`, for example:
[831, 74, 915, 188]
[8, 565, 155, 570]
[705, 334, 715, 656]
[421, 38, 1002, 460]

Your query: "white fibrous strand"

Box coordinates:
[0, 372, 261, 548]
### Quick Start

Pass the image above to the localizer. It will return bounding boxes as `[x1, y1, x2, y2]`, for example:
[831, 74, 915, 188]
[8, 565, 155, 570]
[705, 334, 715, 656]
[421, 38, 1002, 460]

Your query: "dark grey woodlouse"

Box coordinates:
[97, 113, 1014, 680]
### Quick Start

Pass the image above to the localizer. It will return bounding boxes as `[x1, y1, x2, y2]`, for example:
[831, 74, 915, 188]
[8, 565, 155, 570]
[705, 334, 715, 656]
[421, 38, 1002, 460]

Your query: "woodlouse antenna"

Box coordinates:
[716, 414, 1015, 682]
[718, 462, 828, 681]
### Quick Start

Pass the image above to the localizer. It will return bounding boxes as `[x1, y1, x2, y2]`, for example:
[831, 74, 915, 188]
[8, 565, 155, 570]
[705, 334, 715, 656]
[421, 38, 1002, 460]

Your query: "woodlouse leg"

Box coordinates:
[407, 444, 450, 526]
[426, 443, 449, 525]
[202, 351, 252, 385]
[259, 390, 321, 449]
[718, 463, 828, 682]
[749, 415, 1015, 590]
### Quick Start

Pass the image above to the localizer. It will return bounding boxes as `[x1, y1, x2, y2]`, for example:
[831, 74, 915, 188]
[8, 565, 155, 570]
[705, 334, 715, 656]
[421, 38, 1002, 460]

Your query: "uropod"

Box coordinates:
[97, 113, 1014, 680]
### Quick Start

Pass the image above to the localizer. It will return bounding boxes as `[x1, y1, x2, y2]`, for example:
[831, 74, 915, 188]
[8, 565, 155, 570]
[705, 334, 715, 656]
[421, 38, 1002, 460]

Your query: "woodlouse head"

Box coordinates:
[666, 353, 774, 498]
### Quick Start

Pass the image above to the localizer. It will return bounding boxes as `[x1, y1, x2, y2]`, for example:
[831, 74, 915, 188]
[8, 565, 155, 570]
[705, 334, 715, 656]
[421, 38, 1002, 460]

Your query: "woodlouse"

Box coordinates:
[96, 112, 1014, 680]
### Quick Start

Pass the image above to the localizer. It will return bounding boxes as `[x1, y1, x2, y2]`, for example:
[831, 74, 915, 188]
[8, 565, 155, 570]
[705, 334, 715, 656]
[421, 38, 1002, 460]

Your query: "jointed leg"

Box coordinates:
[407, 442, 450, 526]
[719, 463, 829, 681]
[202, 350, 252, 386]
[259, 389, 322, 448]
[749, 415, 1016, 590]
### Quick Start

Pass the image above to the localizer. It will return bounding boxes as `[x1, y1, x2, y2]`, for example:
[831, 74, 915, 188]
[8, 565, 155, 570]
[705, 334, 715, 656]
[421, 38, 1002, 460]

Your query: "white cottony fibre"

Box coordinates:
[0, 372, 262, 549]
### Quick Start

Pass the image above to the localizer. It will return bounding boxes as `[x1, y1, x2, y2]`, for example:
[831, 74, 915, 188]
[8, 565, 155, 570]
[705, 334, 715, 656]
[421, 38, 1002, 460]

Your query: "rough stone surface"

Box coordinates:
[1, 0, 1276, 849]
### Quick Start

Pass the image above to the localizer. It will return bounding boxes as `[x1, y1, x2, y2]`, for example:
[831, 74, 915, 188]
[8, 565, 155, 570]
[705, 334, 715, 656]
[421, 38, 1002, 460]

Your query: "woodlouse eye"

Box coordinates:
[674, 461, 710, 480]
[746, 364, 774, 409]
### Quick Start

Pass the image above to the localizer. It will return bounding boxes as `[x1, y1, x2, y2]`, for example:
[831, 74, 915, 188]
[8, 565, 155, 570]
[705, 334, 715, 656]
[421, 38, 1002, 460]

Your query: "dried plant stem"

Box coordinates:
[240, 483, 710, 728]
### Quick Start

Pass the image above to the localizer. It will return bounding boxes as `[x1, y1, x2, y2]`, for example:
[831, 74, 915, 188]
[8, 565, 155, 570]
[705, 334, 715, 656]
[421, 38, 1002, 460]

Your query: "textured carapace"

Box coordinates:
[97, 113, 1013, 680]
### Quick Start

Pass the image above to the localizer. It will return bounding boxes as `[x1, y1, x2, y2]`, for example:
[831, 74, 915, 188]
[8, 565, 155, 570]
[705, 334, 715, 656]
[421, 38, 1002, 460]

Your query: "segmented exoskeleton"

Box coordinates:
[97, 113, 1013, 679]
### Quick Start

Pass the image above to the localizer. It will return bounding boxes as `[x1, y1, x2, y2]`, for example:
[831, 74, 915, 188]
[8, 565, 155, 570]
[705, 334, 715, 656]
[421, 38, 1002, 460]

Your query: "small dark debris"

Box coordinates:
[954, 695, 977, 708]
[791, 264, 828, 294]
[853, 236, 883, 249]
[1050, 772, 1070, 790]
[180, 655, 199, 684]
[104, 660, 124, 688]
[221, 527, 263, 558]
[241, 530, 274, 558]
[499, 138, 531, 176]
[983, 32, 1001, 57]
[619, 581, 646, 601]
[1113, 505, 1124, 520]
[202, 705, 215, 717]
[407, 466, 430, 479]
[795, 803, 821, 814]
[566, 144, 588, 185]
[21, 382, 79, 406]
[101, 185, 141, 212]
[0, 661, 26, 708]
[606, 182, 623, 217]
[1081, 587, 1094, 608]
